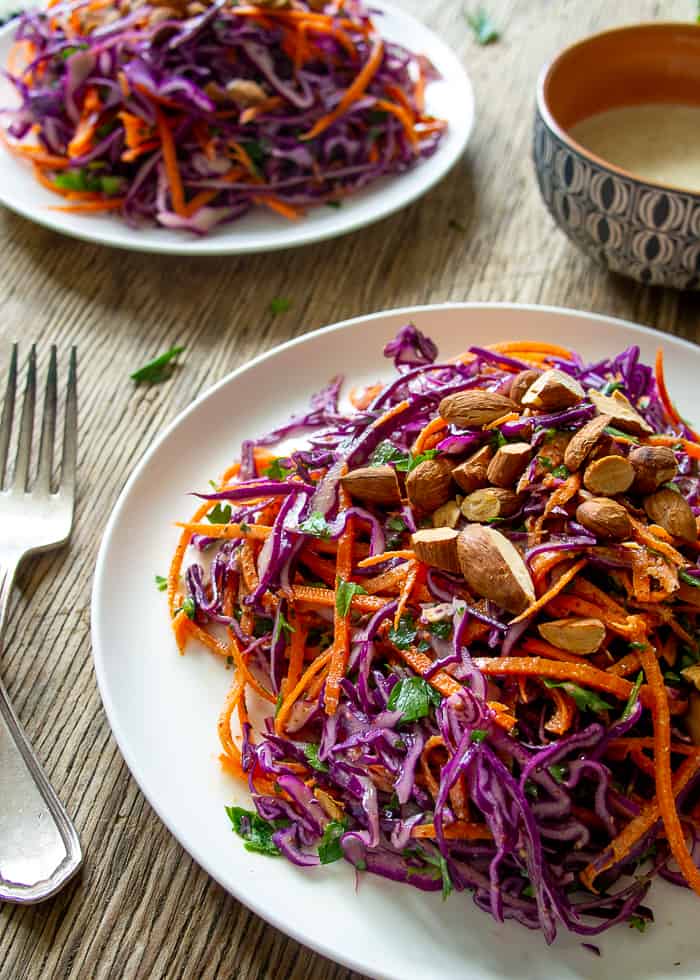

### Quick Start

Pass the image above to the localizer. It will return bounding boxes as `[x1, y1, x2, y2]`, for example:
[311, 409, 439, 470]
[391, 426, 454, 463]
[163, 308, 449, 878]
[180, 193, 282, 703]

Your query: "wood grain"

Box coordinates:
[1, 0, 700, 976]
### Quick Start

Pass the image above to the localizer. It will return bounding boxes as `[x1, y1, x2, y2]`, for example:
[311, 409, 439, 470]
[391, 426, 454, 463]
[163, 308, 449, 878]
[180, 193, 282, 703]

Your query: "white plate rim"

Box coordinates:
[0, 4, 474, 255]
[91, 302, 700, 978]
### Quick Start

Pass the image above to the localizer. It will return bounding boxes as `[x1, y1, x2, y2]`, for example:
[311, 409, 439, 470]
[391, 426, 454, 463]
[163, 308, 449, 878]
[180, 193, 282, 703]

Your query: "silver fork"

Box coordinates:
[0, 345, 82, 904]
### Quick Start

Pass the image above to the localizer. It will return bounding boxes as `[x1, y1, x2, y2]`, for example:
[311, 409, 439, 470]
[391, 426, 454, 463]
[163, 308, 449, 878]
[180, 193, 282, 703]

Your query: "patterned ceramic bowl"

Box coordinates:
[534, 23, 700, 290]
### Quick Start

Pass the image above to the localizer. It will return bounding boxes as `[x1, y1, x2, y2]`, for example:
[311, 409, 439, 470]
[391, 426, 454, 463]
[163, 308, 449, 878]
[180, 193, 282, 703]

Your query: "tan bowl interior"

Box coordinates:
[541, 23, 700, 136]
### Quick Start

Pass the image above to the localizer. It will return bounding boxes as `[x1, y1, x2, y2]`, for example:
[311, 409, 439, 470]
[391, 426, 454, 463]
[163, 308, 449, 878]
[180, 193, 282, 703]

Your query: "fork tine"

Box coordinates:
[0, 345, 17, 489]
[13, 345, 36, 492]
[59, 347, 77, 500]
[36, 346, 57, 493]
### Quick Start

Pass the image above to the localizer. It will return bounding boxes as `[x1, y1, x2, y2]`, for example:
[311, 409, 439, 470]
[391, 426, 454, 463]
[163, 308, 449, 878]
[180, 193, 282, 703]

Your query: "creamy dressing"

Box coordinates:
[569, 104, 700, 191]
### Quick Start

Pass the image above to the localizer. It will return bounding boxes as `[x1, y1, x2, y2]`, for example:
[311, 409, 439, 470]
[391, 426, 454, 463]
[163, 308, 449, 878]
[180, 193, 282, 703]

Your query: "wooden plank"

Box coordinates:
[0, 0, 696, 976]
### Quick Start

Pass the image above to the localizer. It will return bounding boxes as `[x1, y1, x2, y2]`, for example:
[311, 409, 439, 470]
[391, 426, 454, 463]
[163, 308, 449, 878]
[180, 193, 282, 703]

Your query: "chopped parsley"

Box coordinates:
[538, 455, 553, 469]
[470, 728, 488, 743]
[628, 914, 647, 933]
[177, 596, 196, 620]
[601, 380, 624, 395]
[155, 574, 167, 591]
[269, 297, 291, 315]
[130, 345, 185, 384]
[59, 43, 89, 59]
[399, 449, 440, 473]
[299, 511, 332, 538]
[551, 464, 570, 479]
[368, 442, 439, 472]
[225, 806, 281, 856]
[491, 430, 508, 449]
[621, 672, 643, 721]
[206, 502, 232, 524]
[604, 425, 640, 444]
[387, 676, 442, 723]
[53, 167, 123, 196]
[548, 763, 567, 783]
[335, 578, 367, 617]
[274, 692, 283, 717]
[387, 516, 407, 533]
[303, 743, 329, 772]
[465, 6, 499, 44]
[428, 619, 452, 640]
[680, 570, 700, 589]
[388, 615, 418, 650]
[263, 458, 294, 480]
[543, 678, 613, 713]
[318, 818, 348, 864]
[273, 609, 295, 641]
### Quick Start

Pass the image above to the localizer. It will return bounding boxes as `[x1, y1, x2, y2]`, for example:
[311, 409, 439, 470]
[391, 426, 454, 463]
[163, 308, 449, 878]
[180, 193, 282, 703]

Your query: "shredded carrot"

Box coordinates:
[49, 199, 126, 213]
[411, 821, 492, 841]
[292, 584, 389, 613]
[473, 656, 645, 704]
[394, 558, 420, 629]
[510, 558, 587, 625]
[176, 521, 272, 540]
[413, 415, 447, 453]
[275, 648, 333, 734]
[155, 107, 186, 216]
[374, 98, 418, 147]
[251, 194, 302, 220]
[519, 636, 586, 664]
[227, 630, 276, 704]
[358, 549, 416, 568]
[490, 341, 575, 359]
[302, 37, 384, 140]
[326, 488, 354, 714]
[544, 684, 576, 735]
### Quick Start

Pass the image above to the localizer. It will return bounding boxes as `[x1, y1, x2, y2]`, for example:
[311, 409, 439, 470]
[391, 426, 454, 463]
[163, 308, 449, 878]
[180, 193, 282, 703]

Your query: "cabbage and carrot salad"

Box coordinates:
[1, 0, 445, 233]
[166, 325, 700, 943]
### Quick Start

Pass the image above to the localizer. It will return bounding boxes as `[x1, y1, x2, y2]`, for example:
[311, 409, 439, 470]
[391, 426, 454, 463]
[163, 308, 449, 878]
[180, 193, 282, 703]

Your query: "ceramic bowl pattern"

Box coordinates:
[534, 23, 700, 290]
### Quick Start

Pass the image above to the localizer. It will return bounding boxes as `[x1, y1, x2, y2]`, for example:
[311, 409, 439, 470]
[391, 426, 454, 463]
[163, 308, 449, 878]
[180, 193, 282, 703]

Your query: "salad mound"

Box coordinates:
[167, 325, 700, 943]
[2, 0, 445, 232]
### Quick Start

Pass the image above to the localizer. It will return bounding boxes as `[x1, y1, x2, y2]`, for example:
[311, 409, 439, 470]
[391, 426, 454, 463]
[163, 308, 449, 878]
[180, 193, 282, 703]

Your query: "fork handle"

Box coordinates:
[0, 557, 82, 903]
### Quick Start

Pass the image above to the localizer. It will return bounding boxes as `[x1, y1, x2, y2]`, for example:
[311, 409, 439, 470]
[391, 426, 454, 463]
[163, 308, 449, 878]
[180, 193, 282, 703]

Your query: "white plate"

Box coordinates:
[0, 5, 472, 255]
[92, 304, 700, 980]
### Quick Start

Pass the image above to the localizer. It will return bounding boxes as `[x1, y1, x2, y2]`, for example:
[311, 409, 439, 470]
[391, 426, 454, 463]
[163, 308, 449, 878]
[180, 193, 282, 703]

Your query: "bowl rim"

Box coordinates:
[536, 20, 700, 199]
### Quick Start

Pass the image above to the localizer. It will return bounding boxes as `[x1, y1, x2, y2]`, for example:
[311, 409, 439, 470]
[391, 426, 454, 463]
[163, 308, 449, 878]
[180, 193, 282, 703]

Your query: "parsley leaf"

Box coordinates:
[263, 458, 294, 480]
[300, 511, 332, 538]
[621, 671, 643, 721]
[207, 502, 232, 524]
[273, 609, 295, 642]
[179, 596, 196, 620]
[470, 729, 488, 743]
[601, 380, 624, 395]
[275, 692, 283, 717]
[548, 763, 567, 783]
[59, 43, 89, 59]
[680, 570, 700, 589]
[387, 516, 407, 532]
[387, 676, 441, 723]
[130, 346, 185, 384]
[538, 455, 553, 469]
[270, 297, 291, 315]
[318, 818, 348, 864]
[522, 883, 535, 898]
[225, 806, 281, 856]
[335, 578, 367, 617]
[628, 914, 647, 933]
[465, 6, 499, 44]
[439, 854, 453, 900]
[388, 615, 418, 650]
[543, 678, 613, 713]
[428, 619, 452, 640]
[155, 574, 167, 591]
[604, 425, 640, 444]
[491, 430, 507, 449]
[370, 441, 409, 467]
[303, 743, 329, 772]
[551, 464, 570, 479]
[401, 449, 439, 473]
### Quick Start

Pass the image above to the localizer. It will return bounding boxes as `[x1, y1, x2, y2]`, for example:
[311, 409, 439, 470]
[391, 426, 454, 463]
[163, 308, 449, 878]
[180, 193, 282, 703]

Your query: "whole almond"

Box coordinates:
[583, 454, 635, 496]
[576, 498, 632, 540]
[457, 525, 535, 614]
[643, 487, 698, 543]
[563, 414, 612, 471]
[439, 390, 517, 428]
[460, 487, 520, 521]
[452, 445, 492, 493]
[487, 442, 532, 488]
[629, 445, 678, 494]
[538, 617, 606, 654]
[412, 527, 460, 573]
[521, 369, 585, 410]
[405, 457, 454, 512]
[432, 499, 461, 529]
[588, 389, 653, 435]
[341, 465, 401, 505]
[509, 369, 541, 405]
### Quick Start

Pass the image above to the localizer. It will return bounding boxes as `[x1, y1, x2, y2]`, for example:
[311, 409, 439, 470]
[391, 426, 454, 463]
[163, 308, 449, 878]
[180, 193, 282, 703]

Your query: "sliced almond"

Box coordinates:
[457, 525, 535, 614]
[225, 78, 268, 107]
[521, 369, 585, 410]
[629, 445, 678, 494]
[509, 369, 541, 405]
[576, 497, 632, 540]
[588, 389, 653, 435]
[341, 465, 401, 505]
[643, 487, 698, 543]
[452, 445, 493, 493]
[563, 414, 612, 471]
[681, 664, 700, 691]
[486, 442, 532, 489]
[439, 390, 517, 428]
[432, 499, 461, 529]
[583, 454, 634, 496]
[460, 488, 520, 522]
[538, 617, 606, 654]
[412, 528, 460, 573]
[405, 457, 454, 512]
[687, 691, 700, 745]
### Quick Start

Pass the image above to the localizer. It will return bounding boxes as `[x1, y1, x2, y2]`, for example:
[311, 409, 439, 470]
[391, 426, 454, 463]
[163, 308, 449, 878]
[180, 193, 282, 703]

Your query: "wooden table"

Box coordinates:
[1, 0, 699, 976]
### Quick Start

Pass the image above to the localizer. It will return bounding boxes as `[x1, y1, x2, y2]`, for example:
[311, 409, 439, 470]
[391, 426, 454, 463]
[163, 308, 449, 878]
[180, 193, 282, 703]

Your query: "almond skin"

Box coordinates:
[460, 488, 520, 521]
[341, 465, 401, 505]
[583, 454, 635, 496]
[643, 488, 698, 543]
[457, 525, 535, 614]
[521, 369, 585, 410]
[486, 442, 532, 488]
[509, 369, 541, 405]
[452, 445, 493, 493]
[629, 445, 678, 494]
[411, 528, 461, 573]
[405, 457, 454, 512]
[576, 498, 632, 540]
[439, 390, 517, 428]
[538, 617, 606, 654]
[588, 389, 653, 435]
[563, 414, 612, 471]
